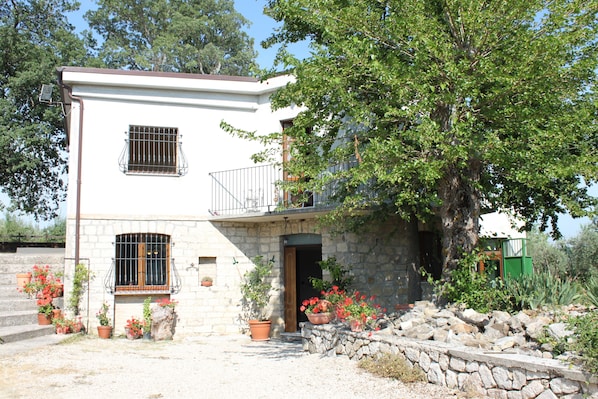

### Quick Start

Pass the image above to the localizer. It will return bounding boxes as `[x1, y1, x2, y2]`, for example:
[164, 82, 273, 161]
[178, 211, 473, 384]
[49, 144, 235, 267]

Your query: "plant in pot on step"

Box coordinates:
[201, 276, 213, 287]
[96, 301, 112, 339]
[22, 265, 62, 325]
[240, 255, 277, 341]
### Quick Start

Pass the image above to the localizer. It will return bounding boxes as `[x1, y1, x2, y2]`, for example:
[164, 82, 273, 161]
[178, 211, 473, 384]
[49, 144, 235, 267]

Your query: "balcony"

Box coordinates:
[208, 164, 339, 220]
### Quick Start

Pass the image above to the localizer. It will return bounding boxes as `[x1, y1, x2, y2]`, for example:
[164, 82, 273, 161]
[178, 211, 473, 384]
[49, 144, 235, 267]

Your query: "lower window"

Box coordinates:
[115, 233, 170, 292]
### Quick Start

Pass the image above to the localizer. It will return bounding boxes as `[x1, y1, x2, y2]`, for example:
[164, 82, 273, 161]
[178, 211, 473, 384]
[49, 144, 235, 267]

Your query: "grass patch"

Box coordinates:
[358, 353, 426, 383]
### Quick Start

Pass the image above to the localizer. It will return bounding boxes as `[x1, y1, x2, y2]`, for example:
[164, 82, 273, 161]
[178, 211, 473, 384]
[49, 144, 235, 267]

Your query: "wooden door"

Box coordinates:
[284, 247, 297, 332]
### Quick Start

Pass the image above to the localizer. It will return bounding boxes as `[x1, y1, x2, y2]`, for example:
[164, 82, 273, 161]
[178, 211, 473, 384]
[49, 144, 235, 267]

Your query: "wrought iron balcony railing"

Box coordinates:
[209, 164, 335, 216]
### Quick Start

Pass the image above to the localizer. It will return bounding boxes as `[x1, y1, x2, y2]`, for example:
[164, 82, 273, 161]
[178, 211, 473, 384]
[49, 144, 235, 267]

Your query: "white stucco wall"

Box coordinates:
[61, 69, 297, 221]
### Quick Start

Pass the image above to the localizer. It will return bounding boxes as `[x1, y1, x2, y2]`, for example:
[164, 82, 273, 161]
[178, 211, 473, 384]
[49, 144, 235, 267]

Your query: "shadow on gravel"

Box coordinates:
[232, 339, 309, 361]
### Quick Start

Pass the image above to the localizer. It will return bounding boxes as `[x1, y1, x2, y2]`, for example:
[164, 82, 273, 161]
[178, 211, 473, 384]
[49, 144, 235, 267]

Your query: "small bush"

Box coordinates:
[567, 310, 598, 375]
[309, 257, 354, 292]
[583, 275, 598, 307]
[505, 271, 582, 311]
[430, 251, 512, 313]
[358, 353, 426, 383]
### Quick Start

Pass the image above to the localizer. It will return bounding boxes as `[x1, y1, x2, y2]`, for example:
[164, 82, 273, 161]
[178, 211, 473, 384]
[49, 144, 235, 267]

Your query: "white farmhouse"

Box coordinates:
[57, 67, 526, 338]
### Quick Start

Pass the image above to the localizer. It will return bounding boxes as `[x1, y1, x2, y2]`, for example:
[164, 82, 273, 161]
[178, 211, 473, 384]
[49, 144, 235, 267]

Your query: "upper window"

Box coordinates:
[119, 125, 188, 175]
[115, 233, 170, 293]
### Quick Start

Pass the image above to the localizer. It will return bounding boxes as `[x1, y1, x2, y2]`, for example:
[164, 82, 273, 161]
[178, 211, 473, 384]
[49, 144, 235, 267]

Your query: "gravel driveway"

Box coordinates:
[0, 334, 467, 399]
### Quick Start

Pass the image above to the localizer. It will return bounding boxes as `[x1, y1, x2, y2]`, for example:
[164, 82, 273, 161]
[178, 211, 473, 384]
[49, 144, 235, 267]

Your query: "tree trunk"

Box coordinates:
[438, 162, 482, 278]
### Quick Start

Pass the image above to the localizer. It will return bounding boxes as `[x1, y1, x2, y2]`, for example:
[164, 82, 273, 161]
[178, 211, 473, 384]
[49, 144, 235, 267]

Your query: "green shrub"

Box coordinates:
[358, 353, 426, 383]
[430, 251, 512, 313]
[309, 256, 354, 292]
[583, 275, 598, 307]
[567, 311, 598, 375]
[505, 271, 582, 311]
[68, 263, 92, 315]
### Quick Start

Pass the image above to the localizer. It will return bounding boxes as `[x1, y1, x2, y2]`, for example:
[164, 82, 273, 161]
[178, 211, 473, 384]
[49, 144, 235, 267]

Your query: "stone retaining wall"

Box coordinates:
[302, 323, 598, 399]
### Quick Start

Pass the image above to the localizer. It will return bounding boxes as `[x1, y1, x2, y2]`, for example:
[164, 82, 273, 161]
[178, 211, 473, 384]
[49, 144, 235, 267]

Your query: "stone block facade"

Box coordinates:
[64, 215, 421, 337]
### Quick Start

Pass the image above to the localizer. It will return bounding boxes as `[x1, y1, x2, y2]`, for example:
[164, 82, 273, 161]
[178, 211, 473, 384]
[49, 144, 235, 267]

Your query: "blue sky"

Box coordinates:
[70, 0, 309, 69]
[55, 1, 595, 237]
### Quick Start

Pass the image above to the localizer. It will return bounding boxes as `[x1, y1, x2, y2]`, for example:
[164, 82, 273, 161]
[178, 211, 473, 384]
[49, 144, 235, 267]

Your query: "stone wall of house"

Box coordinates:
[322, 217, 421, 307]
[302, 324, 598, 399]
[64, 215, 420, 337]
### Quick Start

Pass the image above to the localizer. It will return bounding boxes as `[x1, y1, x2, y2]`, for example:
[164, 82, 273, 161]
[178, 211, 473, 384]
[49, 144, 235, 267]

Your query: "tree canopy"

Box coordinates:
[0, 0, 87, 220]
[85, 0, 258, 74]
[259, 0, 598, 272]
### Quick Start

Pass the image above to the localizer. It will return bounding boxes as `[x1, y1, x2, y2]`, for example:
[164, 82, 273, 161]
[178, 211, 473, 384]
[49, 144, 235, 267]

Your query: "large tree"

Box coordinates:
[0, 0, 87, 220]
[258, 0, 597, 273]
[85, 0, 257, 75]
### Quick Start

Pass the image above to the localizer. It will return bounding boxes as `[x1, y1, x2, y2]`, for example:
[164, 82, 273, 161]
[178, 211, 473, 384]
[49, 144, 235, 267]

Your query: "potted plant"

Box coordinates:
[335, 291, 383, 332]
[125, 316, 144, 339]
[96, 301, 112, 338]
[143, 296, 152, 339]
[22, 265, 62, 325]
[201, 276, 213, 287]
[69, 263, 92, 316]
[16, 272, 32, 290]
[300, 296, 334, 325]
[240, 255, 277, 340]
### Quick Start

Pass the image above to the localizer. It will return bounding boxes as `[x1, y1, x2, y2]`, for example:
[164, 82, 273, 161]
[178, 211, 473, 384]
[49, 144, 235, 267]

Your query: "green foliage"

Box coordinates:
[358, 353, 426, 383]
[0, 0, 87, 220]
[143, 297, 152, 333]
[240, 256, 277, 321]
[505, 272, 582, 311]
[258, 0, 598, 274]
[584, 276, 598, 308]
[528, 224, 598, 284]
[527, 229, 569, 277]
[431, 252, 512, 313]
[68, 264, 92, 316]
[0, 215, 66, 242]
[85, 0, 257, 75]
[567, 311, 598, 375]
[0, 214, 36, 240]
[309, 256, 354, 292]
[564, 225, 598, 282]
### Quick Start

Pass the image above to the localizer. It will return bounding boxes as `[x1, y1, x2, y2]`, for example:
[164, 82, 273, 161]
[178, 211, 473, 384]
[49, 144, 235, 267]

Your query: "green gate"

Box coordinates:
[502, 238, 533, 279]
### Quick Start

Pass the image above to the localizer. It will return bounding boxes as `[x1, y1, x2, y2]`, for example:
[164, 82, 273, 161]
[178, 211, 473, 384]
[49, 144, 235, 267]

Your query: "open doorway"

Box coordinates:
[283, 240, 322, 332]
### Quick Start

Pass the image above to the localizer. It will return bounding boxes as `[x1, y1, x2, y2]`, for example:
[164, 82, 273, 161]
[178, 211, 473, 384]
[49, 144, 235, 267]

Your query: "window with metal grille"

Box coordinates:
[119, 125, 188, 175]
[115, 233, 170, 292]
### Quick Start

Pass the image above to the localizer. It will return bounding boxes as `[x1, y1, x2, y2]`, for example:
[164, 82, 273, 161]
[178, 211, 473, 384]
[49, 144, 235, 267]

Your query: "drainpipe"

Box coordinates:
[58, 72, 84, 267]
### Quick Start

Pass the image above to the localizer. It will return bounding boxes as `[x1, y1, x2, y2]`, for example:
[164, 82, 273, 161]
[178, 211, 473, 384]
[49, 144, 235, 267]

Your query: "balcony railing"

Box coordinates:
[209, 164, 341, 216]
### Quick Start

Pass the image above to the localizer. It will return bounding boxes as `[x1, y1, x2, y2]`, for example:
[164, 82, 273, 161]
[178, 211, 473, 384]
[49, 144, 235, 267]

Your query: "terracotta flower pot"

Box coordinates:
[349, 319, 364, 332]
[16, 272, 32, 290]
[37, 313, 52, 325]
[97, 325, 112, 339]
[126, 328, 141, 340]
[248, 320, 271, 341]
[306, 312, 333, 325]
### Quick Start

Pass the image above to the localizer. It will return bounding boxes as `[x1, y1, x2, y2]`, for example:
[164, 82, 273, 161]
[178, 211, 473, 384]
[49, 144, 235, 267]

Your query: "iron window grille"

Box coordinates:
[119, 125, 188, 175]
[113, 233, 171, 293]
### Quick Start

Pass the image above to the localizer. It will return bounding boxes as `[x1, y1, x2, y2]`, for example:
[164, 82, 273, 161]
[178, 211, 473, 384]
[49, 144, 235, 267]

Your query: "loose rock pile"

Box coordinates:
[302, 301, 598, 398]
[379, 301, 589, 360]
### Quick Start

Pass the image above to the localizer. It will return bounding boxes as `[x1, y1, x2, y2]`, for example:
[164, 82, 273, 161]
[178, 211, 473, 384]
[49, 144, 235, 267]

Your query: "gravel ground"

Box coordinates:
[0, 334, 470, 399]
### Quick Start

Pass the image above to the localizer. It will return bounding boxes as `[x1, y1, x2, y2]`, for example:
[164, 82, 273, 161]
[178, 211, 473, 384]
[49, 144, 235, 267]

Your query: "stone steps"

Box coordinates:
[0, 253, 66, 345]
[0, 323, 56, 344]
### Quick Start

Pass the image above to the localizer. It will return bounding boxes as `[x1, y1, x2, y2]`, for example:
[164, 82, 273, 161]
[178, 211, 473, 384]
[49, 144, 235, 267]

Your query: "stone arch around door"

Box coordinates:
[283, 234, 322, 332]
